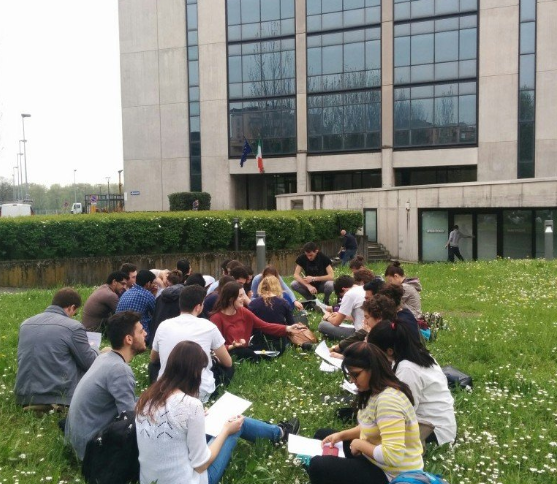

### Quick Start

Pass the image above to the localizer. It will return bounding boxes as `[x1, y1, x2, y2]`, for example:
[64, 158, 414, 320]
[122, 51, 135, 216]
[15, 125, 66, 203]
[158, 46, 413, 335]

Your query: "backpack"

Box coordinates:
[82, 410, 139, 484]
[391, 470, 450, 484]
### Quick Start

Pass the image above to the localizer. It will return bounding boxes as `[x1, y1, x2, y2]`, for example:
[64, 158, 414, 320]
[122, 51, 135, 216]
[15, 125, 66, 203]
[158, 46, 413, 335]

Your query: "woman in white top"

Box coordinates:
[135, 341, 299, 484]
[367, 320, 457, 447]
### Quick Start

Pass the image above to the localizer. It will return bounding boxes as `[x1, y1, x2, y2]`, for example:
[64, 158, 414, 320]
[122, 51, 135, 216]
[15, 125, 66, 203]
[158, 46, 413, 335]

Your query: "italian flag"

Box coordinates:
[256, 139, 264, 173]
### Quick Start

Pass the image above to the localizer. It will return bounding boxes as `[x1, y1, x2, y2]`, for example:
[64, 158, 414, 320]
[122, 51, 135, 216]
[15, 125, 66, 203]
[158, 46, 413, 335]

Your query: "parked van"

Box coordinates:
[70, 202, 83, 214]
[0, 203, 33, 218]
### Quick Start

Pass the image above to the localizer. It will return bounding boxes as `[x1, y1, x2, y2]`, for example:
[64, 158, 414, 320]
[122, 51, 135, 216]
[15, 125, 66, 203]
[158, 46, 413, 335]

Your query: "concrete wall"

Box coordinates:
[277, 178, 557, 261]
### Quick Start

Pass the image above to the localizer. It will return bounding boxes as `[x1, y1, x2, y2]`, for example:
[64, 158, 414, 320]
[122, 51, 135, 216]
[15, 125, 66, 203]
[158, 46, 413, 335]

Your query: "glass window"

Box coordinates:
[477, 214, 498, 260]
[520, 22, 535, 55]
[503, 210, 532, 258]
[421, 211, 449, 262]
[227, 0, 294, 40]
[519, 54, 535, 90]
[307, 0, 379, 33]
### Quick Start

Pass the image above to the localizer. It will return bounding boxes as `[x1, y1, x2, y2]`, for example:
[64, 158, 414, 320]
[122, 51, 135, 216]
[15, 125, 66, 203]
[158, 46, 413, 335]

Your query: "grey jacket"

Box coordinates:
[15, 305, 99, 405]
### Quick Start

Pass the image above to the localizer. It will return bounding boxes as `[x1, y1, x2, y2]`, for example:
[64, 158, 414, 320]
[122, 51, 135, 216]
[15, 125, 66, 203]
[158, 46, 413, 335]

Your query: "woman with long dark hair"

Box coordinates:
[367, 320, 456, 447]
[136, 341, 299, 484]
[210, 281, 304, 359]
[308, 342, 423, 484]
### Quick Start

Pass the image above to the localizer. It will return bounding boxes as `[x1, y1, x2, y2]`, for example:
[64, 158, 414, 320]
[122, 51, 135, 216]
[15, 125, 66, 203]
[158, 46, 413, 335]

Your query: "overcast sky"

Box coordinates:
[0, 0, 123, 188]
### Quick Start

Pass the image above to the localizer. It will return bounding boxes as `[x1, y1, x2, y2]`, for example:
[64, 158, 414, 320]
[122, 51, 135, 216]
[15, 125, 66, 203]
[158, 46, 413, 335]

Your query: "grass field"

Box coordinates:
[1, 259, 556, 483]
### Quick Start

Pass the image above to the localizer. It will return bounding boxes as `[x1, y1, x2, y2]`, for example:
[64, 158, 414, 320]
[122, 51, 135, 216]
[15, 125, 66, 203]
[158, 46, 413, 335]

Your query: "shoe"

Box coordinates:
[278, 417, 300, 443]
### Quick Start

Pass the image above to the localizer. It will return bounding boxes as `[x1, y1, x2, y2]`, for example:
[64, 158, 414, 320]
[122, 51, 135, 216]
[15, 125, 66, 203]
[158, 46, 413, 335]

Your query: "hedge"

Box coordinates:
[168, 192, 211, 211]
[0, 210, 362, 261]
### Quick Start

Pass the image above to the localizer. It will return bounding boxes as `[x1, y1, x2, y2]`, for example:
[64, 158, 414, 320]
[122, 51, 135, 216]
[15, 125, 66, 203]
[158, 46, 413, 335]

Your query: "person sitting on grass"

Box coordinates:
[367, 320, 457, 449]
[200, 275, 235, 319]
[210, 282, 304, 360]
[318, 275, 365, 340]
[65, 311, 147, 460]
[328, 295, 397, 359]
[377, 284, 419, 338]
[291, 242, 335, 306]
[250, 265, 304, 311]
[136, 340, 300, 484]
[384, 261, 422, 320]
[307, 342, 423, 484]
[348, 255, 366, 272]
[353, 268, 375, 286]
[248, 275, 295, 351]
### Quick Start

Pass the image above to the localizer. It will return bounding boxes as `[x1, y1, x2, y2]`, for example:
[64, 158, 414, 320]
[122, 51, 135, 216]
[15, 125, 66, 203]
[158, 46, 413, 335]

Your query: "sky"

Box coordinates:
[0, 0, 123, 189]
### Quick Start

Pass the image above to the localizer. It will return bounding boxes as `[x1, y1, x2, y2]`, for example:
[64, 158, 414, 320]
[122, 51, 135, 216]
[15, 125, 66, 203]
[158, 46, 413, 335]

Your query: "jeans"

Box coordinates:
[291, 280, 335, 305]
[448, 246, 464, 262]
[341, 249, 357, 265]
[318, 321, 355, 340]
[207, 417, 281, 484]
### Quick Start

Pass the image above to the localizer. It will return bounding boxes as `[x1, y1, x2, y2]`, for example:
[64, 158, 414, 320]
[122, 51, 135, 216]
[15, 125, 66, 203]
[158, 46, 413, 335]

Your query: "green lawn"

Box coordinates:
[1, 259, 556, 483]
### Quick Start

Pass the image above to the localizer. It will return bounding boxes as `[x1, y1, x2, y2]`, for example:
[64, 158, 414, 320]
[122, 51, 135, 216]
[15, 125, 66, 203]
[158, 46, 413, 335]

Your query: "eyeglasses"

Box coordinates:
[343, 369, 364, 381]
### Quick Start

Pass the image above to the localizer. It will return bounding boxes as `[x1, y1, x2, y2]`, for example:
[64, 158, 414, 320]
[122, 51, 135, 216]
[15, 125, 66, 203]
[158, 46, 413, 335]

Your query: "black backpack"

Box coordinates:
[82, 410, 139, 484]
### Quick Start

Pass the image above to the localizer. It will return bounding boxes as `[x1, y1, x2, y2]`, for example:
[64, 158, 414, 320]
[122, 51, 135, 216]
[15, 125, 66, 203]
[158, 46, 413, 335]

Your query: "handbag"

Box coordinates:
[442, 365, 473, 390]
[288, 325, 317, 346]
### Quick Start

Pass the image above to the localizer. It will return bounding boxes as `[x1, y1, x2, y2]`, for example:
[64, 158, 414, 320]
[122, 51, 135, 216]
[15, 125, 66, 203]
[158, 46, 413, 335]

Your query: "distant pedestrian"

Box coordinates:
[445, 225, 473, 262]
[339, 230, 358, 265]
[192, 199, 199, 211]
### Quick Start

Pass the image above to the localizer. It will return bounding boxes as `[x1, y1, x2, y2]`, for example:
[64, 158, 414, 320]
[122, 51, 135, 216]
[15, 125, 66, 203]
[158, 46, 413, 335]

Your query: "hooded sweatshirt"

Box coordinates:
[402, 278, 422, 319]
[150, 284, 184, 343]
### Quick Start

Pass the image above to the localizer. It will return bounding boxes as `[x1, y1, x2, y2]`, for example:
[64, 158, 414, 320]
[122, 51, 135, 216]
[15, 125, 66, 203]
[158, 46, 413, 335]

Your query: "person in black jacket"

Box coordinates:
[149, 270, 183, 346]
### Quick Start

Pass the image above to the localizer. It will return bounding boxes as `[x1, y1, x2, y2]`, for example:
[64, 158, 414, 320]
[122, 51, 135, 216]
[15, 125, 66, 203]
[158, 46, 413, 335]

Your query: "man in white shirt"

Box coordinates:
[445, 224, 473, 262]
[318, 275, 365, 339]
[150, 285, 233, 402]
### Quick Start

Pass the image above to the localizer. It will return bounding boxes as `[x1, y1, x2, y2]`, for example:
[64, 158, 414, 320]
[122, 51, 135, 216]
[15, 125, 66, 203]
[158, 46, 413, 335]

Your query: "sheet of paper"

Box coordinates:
[319, 361, 338, 372]
[86, 332, 102, 349]
[339, 322, 354, 329]
[254, 350, 280, 357]
[342, 380, 358, 395]
[205, 392, 252, 437]
[315, 341, 343, 369]
[287, 434, 345, 458]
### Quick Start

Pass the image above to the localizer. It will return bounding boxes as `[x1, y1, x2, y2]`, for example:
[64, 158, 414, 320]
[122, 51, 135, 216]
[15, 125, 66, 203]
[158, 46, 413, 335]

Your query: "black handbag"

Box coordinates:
[442, 365, 473, 390]
[82, 410, 139, 484]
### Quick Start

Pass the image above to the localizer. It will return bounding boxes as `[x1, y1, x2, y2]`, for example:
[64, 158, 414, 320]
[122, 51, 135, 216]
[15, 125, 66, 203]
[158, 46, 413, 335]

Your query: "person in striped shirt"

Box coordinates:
[309, 342, 423, 484]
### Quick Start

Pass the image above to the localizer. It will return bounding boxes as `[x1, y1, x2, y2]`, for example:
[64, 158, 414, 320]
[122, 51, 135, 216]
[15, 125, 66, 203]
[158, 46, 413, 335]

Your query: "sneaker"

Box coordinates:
[278, 417, 300, 443]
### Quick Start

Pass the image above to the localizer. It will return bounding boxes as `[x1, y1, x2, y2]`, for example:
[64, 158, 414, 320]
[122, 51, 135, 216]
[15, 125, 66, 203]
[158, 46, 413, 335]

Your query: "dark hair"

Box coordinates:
[453, 225, 459, 230]
[363, 277, 385, 295]
[367, 319, 435, 371]
[136, 341, 208, 418]
[212, 281, 241, 314]
[225, 260, 243, 273]
[262, 265, 280, 278]
[353, 268, 374, 285]
[348, 255, 365, 270]
[303, 242, 318, 252]
[378, 283, 404, 307]
[106, 311, 141, 349]
[179, 285, 206, 312]
[216, 275, 235, 293]
[220, 259, 232, 273]
[52, 287, 82, 309]
[185, 272, 206, 288]
[230, 266, 249, 281]
[333, 275, 355, 296]
[119, 263, 137, 276]
[136, 269, 156, 287]
[167, 269, 183, 286]
[384, 260, 405, 278]
[176, 259, 191, 279]
[342, 342, 414, 409]
[363, 294, 397, 321]
[106, 271, 128, 285]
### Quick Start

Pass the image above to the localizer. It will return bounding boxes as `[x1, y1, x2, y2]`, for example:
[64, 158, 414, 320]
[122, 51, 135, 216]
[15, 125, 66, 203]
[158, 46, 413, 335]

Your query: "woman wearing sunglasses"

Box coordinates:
[308, 342, 423, 484]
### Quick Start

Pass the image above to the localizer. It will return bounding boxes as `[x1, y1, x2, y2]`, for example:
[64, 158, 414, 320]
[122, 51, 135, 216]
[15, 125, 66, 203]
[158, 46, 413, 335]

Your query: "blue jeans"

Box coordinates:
[207, 417, 281, 484]
[341, 249, 357, 265]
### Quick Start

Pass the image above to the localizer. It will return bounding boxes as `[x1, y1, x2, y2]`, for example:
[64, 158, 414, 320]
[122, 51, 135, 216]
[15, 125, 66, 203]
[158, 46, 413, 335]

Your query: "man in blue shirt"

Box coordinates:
[116, 269, 156, 340]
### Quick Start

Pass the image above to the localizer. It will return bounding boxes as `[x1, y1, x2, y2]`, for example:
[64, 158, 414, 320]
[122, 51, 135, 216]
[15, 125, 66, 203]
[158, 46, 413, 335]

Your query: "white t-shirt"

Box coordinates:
[152, 313, 225, 397]
[396, 359, 457, 445]
[136, 392, 211, 484]
[338, 285, 365, 330]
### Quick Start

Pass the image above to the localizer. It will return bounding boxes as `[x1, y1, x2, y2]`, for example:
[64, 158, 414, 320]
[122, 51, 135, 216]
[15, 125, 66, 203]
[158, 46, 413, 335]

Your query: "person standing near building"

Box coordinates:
[445, 225, 473, 262]
[339, 230, 358, 265]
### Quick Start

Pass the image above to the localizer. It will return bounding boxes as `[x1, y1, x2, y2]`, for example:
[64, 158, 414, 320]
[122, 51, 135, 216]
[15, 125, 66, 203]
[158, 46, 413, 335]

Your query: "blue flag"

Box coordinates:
[240, 139, 252, 167]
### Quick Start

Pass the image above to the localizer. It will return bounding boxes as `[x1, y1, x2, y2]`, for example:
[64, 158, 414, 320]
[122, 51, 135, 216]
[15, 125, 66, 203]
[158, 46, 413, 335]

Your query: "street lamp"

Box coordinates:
[118, 169, 123, 195]
[73, 169, 77, 203]
[13, 165, 19, 201]
[106, 177, 110, 212]
[21, 114, 31, 200]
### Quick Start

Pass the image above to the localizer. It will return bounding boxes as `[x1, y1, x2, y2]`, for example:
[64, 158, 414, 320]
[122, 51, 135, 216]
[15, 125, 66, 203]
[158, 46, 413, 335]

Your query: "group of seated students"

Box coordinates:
[14, 244, 455, 484]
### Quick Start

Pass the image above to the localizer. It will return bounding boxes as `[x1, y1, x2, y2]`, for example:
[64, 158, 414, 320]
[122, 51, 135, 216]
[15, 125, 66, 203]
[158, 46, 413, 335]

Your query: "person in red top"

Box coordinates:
[210, 282, 304, 360]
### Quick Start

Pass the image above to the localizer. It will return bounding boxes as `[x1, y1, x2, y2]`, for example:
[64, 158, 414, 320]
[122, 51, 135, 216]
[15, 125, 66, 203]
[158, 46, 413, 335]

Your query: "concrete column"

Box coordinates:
[381, 0, 394, 188]
[296, 0, 308, 192]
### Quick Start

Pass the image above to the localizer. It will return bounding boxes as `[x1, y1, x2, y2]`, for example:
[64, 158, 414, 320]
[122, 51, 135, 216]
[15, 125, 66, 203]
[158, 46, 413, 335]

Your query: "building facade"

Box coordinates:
[119, 0, 557, 261]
